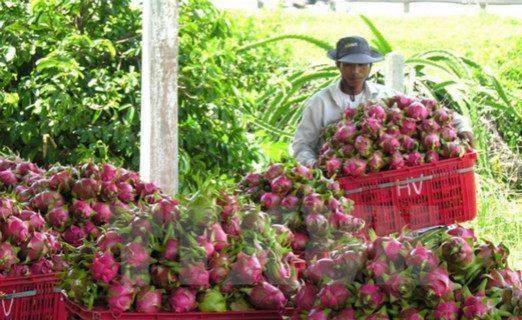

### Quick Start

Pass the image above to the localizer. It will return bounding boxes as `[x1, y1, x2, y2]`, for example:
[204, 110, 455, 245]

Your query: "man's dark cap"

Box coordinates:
[327, 36, 384, 64]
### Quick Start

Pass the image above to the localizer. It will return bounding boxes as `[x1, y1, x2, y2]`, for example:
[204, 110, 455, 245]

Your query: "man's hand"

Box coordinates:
[458, 131, 475, 148]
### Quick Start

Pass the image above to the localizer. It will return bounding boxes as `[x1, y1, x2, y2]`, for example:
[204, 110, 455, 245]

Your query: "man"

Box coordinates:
[292, 36, 474, 167]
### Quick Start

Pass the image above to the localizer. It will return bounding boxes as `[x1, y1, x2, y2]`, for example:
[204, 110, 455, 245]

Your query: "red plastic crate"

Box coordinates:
[338, 151, 477, 236]
[0, 273, 65, 320]
[65, 298, 291, 320]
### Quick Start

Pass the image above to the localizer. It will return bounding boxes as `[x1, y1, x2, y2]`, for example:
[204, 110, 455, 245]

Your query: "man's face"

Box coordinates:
[337, 62, 371, 88]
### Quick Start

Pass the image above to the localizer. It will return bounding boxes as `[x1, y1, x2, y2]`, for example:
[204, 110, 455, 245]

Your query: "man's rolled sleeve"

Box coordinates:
[292, 97, 323, 167]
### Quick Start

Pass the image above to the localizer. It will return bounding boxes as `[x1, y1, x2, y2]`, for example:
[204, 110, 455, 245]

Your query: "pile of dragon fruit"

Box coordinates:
[291, 225, 521, 319]
[61, 187, 303, 313]
[239, 162, 366, 260]
[317, 95, 472, 178]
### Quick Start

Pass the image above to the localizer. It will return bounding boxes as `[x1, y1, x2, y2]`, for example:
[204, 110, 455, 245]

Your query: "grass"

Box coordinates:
[230, 9, 522, 268]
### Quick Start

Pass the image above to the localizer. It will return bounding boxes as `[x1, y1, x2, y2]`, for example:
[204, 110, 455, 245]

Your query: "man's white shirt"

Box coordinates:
[291, 80, 473, 166]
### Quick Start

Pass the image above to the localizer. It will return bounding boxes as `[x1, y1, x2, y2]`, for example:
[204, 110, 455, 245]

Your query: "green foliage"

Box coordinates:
[0, 0, 291, 190]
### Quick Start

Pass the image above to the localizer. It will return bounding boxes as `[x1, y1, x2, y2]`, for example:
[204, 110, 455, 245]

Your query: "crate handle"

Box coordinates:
[1, 289, 38, 318]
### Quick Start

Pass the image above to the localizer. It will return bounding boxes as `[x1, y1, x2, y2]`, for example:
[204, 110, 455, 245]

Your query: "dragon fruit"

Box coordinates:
[400, 308, 424, 320]
[107, 282, 135, 312]
[441, 236, 475, 269]
[122, 241, 152, 269]
[441, 126, 457, 141]
[447, 225, 476, 242]
[421, 267, 454, 300]
[210, 222, 228, 251]
[343, 158, 367, 177]
[355, 135, 373, 157]
[367, 151, 386, 172]
[72, 178, 100, 199]
[264, 164, 284, 180]
[31, 191, 64, 213]
[400, 118, 417, 136]
[423, 133, 441, 150]
[280, 195, 299, 210]
[270, 175, 292, 195]
[25, 211, 45, 232]
[291, 232, 309, 252]
[92, 251, 119, 284]
[399, 135, 417, 151]
[0, 197, 14, 220]
[46, 207, 69, 228]
[151, 265, 177, 290]
[97, 230, 123, 253]
[366, 104, 387, 121]
[442, 142, 465, 158]
[462, 295, 491, 319]
[405, 245, 439, 270]
[487, 268, 522, 289]
[116, 182, 135, 203]
[217, 194, 240, 219]
[318, 281, 350, 310]
[305, 213, 329, 238]
[69, 200, 93, 219]
[425, 150, 440, 163]
[308, 309, 329, 320]
[361, 118, 382, 137]
[383, 272, 413, 300]
[405, 101, 429, 120]
[230, 252, 262, 285]
[260, 192, 281, 210]
[367, 258, 389, 278]
[92, 202, 112, 225]
[25, 232, 49, 261]
[179, 262, 210, 288]
[30, 258, 54, 274]
[151, 198, 178, 225]
[295, 283, 318, 310]
[302, 193, 324, 214]
[389, 152, 405, 170]
[0, 170, 17, 187]
[83, 220, 100, 239]
[242, 172, 262, 187]
[49, 170, 73, 192]
[387, 107, 403, 124]
[6, 216, 29, 243]
[433, 301, 459, 320]
[249, 281, 287, 310]
[405, 152, 424, 167]
[334, 124, 357, 143]
[380, 136, 400, 155]
[421, 118, 441, 133]
[293, 164, 314, 179]
[136, 288, 162, 313]
[326, 157, 342, 177]
[373, 237, 405, 263]
[162, 238, 179, 260]
[0, 242, 19, 271]
[169, 287, 197, 312]
[360, 283, 385, 308]
[305, 258, 338, 284]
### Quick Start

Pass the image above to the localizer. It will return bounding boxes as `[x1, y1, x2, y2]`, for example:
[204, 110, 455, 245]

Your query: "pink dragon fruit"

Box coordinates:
[270, 175, 292, 195]
[122, 241, 152, 269]
[372, 237, 405, 263]
[405, 102, 429, 120]
[281, 195, 299, 210]
[224, 215, 241, 236]
[197, 234, 215, 258]
[49, 170, 73, 192]
[6, 216, 29, 243]
[260, 192, 281, 210]
[295, 283, 318, 310]
[264, 164, 284, 180]
[405, 245, 439, 270]
[367, 151, 386, 172]
[72, 178, 100, 199]
[441, 236, 475, 269]
[179, 262, 210, 288]
[447, 225, 476, 242]
[249, 281, 287, 310]
[400, 308, 424, 320]
[400, 118, 417, 136]
[308, 309, 329, 320]
[421, 267, 454, 300]
[385, 125, 401, 137]
[116, 182, 135, 203]
[405, 152, 425, 167]
[389, 153, 405, 170]
[0, 197, 14, 220]
[92, 202, 112, 225]
[425, 150, 440, 163]
[341, 144, 355, 157]
[291, 232, 309, 252]
[230, 252, 263, 285]
[97, 230, 123, 253]
[46, 207, 69, 228]
[169, 287, 197, 312]
[151, 198, 178, 225]
[305, 258, 338, 284]
[100, 163, 118, 181]
[107, 281, 135, 312]
[354, 136, 373, 157]
[367, 258, 389, 278]
[380, 136, 400, 155]
[83, 220, 100, 239]
[136, 288, 162, 313]
[92, 251, 119, 284]
[10, 264, 31, 277]
[344, 107, 358, 120]
[162, 238, 178, 260]
[399, 135, 418, 151]
[25, 211, 45, 232]
[334, 123, 357, 143]
[421, 118, 441, 133]
[151, 265, 177, 290]
[210, 222, 228, 251]
[30, 258, 54, 274]
[293, 164, 314, 180]
[326, 157, 342, 177]
[366, 104, 387, 121]
[441, 126, 457, 141]
[361, 118, 383, 137]
[383, 272, 413, 300]
[25, 232, 49, 261]
[442, 142, 465, 158]
[242, 172, 262, 187]
[387, 107, 403, 125]
[69, 200, 93, 219]
[217, 194, 240, 219]
[462, 295, 491, 319]
[420, 98, 437, 109]
[360, 283, 385, 308]
[0, 170, 17, 187]
[0, 242, 19, 272]
[100, 181, 118, 200]
[391, 94, 415, 109]
[433, 301, 459, 320]
[487, 268, 522, 289]
[131, 218, 153, 238]
[30, 191, 64, 213]
[302, 193, 325, 214]
[423, 133, 441, 150]
[343, 158, 367, 177]
[305, 213, 329, 238]
[318, 281, 350, 310]
[45, 232, 61, 253]
[433, 108, 451, 124]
